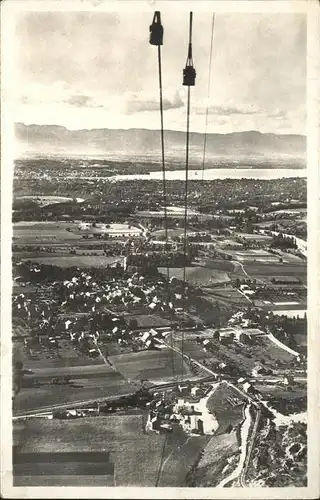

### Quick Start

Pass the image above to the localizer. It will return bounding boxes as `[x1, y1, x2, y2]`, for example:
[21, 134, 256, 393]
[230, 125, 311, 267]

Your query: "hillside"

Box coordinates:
[15, 123, 306, 163]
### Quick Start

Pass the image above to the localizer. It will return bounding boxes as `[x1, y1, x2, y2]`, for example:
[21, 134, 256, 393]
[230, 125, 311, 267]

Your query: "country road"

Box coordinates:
[239, 406, 261, 486]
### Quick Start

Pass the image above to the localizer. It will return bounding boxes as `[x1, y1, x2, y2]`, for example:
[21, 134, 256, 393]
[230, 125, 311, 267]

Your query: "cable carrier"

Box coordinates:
[149, 11, 175, 380]
[181, 12, 196, 380]
[149, 11, 216, 384]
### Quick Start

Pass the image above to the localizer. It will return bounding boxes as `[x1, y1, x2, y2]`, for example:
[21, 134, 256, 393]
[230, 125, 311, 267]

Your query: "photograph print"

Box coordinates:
[2, 0, 318, 497]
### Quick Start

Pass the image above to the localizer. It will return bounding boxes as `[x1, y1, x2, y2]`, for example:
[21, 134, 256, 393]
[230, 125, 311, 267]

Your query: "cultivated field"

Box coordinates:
[15, 338, 106, 370]
[204, 336, 296, 375]
[189, 430, 239, 486]
[157, 427, 210, 486]
[206, 382, 247, 434]
[13, 373, 133, 414]
[158, 267, 230, 286]
[20, 255, 123, 268]
[109, 348, 193, 382]
[13, 228, 82, 243]
[14, 196, 84, 207]
[203, 288, 250, 307]
[242, 262, 307, 284]
[13, 415, 166, 486]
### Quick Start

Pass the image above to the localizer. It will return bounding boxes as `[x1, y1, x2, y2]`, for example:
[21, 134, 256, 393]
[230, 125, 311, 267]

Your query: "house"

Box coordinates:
[218, 362, 227, 371]
[160, 423, 173, 432]
[243, 382, 255, 394]
[150, 415, 161, 431]
[88, 348, 99, 358]
[191, 386, 202, 398]
[251, 364, 268, 377]
[219, 328, 236, 344]
[283, 375, 294, 386]
[190, 416, 204, 435]
[141, 331, 151, 343]
[178, 384, 189, 395]
[169, 414, 181, 423]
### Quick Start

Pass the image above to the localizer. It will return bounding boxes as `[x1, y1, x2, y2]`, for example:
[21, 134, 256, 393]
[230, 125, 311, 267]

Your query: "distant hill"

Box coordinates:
[15, 123, 306, 163]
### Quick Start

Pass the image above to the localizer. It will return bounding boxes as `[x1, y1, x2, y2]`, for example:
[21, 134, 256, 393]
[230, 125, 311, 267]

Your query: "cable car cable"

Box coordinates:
[201, 13, 215, 184]
[181, 12, 196, 381]
[149, 12, 175, 377]
[149, 12, 169, 275]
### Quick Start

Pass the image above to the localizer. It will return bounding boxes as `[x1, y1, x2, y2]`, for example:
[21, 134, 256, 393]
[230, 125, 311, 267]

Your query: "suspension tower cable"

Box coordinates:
[201, 13, 215, 183]
[149, 12, 174, 376]
[157, 44, 170, 282]
[183, 85, 191, 286]
[149, 12, 169, 280]
[181, 12, 196, 380]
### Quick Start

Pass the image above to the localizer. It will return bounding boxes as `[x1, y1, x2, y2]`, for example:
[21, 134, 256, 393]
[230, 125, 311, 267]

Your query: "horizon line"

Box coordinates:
[15, 122, 306, 137]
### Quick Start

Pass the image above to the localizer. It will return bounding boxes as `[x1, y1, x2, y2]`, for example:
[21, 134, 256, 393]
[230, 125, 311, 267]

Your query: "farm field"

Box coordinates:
[14, 221, 77, 230]
[109, 348, 193, 382]
[173, 332, 294, 373]
[172, 337, 220, 364]
[195, 258, 236, 272]
[203, 287, 250, 307]
[232, 232, 273, 242]
[242, 262, 307, 284]
[249, 336, 297, 364]
[204, 336, 296, 375]
[255, 385, 307, 414]
[151, 228, 185, 238]
[13, 229, 82, 242]
[188, 430, 239, 487]
[14, 196, 84, 206]
[78, 223, 141, 235]
[271, 308, 307, 318]
[158, 267, 230, 286]
[14, 338, 106, 370]
[14, 475, 115, 487]
[157, 426, 210, 486]
[13, 373, 134, 414]
[23, 363, 122, 380]
[19, 255, 124, 268]
[206, 382, 247, 435]
[13, 415, 166, 486]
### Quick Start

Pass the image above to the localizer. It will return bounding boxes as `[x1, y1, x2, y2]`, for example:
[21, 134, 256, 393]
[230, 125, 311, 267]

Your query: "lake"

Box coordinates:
[112, 168, 306, 182]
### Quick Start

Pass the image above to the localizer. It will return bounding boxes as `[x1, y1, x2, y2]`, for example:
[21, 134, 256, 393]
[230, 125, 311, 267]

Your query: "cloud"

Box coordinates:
[67, 95, 92, 107]
[195, 103, 263, 116]
[125, 90, 184, 114]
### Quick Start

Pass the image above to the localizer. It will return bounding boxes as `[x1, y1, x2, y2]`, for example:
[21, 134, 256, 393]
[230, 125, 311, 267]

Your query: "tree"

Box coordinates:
[213, 330, 220, 341]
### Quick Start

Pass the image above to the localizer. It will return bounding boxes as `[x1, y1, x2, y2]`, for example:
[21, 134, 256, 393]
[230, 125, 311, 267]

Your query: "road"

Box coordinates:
[217, 404, 253, 488]
[239, 406, 261, 486]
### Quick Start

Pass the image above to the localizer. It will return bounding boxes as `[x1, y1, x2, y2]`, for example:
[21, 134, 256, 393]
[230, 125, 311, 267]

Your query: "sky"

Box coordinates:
[13, 9, 306, 134]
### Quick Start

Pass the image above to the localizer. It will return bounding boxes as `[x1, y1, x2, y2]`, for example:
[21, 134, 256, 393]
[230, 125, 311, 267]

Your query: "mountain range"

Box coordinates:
[15, 123, 306, 163]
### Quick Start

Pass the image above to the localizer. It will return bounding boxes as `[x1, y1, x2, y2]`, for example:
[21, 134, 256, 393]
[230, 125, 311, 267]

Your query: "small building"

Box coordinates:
[160, 423, 173, 432]
[283, 375, 294, 386]
[88, 348, 99, 358]
[251, 364, 267, 377]
[178, 384, 189, 395]
[219, 328, 236, 343]
[191, 386, 202, 398]
[190, 416, 204, 435]
[151, 415, 161, 431]
[243, 382, 255, 394]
